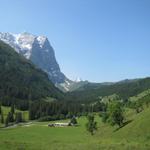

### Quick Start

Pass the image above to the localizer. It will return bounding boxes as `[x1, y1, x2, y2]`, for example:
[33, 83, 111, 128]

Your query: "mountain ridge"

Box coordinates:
[0, 32, 70, 86]
[66, 77, 150, 102]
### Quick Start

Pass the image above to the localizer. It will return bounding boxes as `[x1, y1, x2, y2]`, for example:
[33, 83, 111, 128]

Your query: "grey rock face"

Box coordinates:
[31, 37, 67, 83]
[0, 32, 68, 84]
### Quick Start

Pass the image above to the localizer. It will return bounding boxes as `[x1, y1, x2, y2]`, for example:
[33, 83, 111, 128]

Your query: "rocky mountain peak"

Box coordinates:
[0, 32, 69, 85]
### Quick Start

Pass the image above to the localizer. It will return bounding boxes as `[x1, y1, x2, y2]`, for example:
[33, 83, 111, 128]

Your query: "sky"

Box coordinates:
[0, 0, 150, 82]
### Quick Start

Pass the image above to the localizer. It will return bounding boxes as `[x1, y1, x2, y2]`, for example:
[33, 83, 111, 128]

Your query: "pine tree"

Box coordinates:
[7, 112, 14, 122]
[0, 103, 2, 115]
[11, 104, 15, 114]
[1, 111, 4, 124]
[15, 112, 23, 123]
[5, 117, 9, 127]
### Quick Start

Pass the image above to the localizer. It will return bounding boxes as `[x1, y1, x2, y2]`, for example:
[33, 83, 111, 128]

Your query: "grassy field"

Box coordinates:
[0, 108, 150, 150]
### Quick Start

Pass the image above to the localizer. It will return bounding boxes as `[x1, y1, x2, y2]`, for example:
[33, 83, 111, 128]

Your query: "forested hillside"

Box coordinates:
[0, 41, 64, 108]
[66, 78, 150, 102]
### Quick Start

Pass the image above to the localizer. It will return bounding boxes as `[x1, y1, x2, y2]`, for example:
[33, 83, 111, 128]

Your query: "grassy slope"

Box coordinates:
[95, 108, 150, 149]
[114, 108, 150, 141]
[0, 108, 150, 150]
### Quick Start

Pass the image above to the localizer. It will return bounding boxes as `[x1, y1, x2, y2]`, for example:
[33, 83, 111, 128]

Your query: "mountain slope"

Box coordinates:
[66, 77, 150, 102]
[0, 32, 70, 85]
[57, 80, 89, 92]
[114, 108, 150, 141]
[0, 40, 63, 102]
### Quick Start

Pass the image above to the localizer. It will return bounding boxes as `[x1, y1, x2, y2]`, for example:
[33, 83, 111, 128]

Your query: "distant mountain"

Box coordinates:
[75, 82, 114, 91]
[0, 41, 63, 103]
[57, 80, 89, 92]
[66, 77, 150, 102]
[0, 32, 71, 89]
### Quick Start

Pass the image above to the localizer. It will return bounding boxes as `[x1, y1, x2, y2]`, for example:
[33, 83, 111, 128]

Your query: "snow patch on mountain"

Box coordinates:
[0, 32, 48, 59]
[37, 36, 47, 48]
[0, 32, 34, 58]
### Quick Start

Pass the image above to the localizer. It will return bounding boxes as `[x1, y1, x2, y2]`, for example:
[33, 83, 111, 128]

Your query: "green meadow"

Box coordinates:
[0, 108, 150, 150]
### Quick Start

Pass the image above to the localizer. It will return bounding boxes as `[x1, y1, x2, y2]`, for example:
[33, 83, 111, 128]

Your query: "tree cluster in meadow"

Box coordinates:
[86, 114, 97, 135]
[127, 94, 150, 113]
[100, 100, 125, 128]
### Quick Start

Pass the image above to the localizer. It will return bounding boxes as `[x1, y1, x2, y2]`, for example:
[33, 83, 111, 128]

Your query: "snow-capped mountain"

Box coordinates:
[0, 32, 70, 85]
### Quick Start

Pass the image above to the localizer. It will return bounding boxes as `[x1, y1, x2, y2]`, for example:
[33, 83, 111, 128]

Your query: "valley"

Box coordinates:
[0, 34, 150, 150]
[0, 107, 150, 150]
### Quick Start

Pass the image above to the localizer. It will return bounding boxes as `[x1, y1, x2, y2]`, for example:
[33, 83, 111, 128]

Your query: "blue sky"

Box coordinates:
[0, 0, 150, 82]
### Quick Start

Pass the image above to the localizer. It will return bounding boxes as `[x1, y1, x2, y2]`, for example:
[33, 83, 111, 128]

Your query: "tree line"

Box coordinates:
[29, 100, 106, 121]
[0, 103, 24, 127]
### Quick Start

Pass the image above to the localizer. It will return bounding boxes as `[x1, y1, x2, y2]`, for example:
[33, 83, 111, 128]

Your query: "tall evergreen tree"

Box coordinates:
[7, 112, 14, 122]
[5, 117, 9, 127]
[0, 103, 2, 115]
[1, 111, 4, 124]
[11, 104, 15, 114]
[15, 112, 23, 123]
